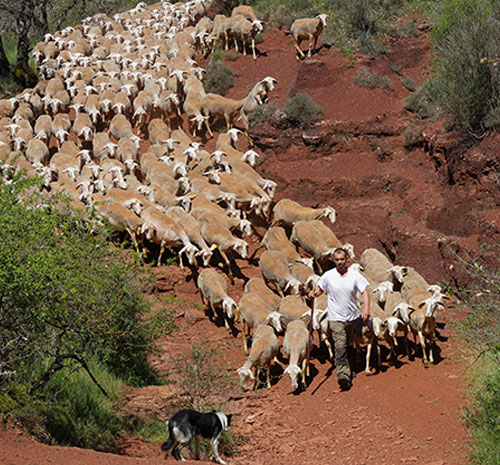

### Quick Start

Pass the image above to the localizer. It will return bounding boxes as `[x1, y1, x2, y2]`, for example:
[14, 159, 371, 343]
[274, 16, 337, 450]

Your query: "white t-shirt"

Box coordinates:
[318, 267, 369, 322]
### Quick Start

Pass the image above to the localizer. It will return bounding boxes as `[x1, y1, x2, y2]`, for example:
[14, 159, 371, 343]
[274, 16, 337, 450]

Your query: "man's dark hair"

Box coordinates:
[333, 248, 347, 257]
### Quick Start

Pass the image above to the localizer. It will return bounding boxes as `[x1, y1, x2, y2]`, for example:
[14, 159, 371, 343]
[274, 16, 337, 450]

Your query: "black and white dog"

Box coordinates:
[161, 409, 232, 464]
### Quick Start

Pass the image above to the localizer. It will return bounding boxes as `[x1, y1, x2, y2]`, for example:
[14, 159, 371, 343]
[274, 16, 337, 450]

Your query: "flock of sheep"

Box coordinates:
[0, 0, 447, 392]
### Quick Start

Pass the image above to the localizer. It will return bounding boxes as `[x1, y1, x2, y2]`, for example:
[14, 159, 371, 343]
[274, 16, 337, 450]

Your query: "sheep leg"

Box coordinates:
[157, 242, 166, 266]
[307, 34, 314, 57]
[403, 327, 410, 358]
[224, 31, 229, 51]
[418, 330, 429, 366]
[252, 366, 259, 390]
[219, 249, 233, 282]
[194, 436, 201, 460]
[428, 333, 435, 365]
[252, 38, 257, 60]
[322, 333, 334, 359]
[302, 358, 308, 385]
[241, 319, 249, 354]
[266, 366, 271, 389]
[376, 341, 381, 371]
[234, 37, 239, 52]
[224, 113, 232, 130]
[177, 249, 185, 271]
[204, 116, 214, 137]
[313, 35, 319, 54]
[242, 38, 247, 56]
[294, 39, 305, 60]
[365, 341, 372, 375]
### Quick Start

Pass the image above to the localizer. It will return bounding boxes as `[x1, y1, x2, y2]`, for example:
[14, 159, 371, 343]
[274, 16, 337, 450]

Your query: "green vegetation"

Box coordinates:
[284, 93, 324, 125]
[203, 56, 235, 96]
[402, 125, 423, 147]
[429, 0, 500, 136]
[246, 102, 278, 128]
[446, 244, 500, 465]
[0, 175, 174, 448]
[173, 338, 234, 411]
[354, 68, 392, 90]
[463, 352, 500, 465]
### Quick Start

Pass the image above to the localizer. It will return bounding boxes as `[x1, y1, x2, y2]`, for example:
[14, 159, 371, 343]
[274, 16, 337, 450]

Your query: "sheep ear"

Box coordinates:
[418, 300, 426, 308]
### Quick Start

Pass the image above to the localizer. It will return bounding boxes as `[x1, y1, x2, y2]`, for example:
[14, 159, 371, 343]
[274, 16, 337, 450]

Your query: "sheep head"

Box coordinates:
[237, 366, 254, 386]
[317, 13, 328, 28]
[222, 297, 236, 319]
[284, 364, 301, 390]
[264, 311, 282, 333]
[392, 302, 414, 324]
[389, 265, 410, 284]
[385, 316, 404, 339]
[233, 238, 248, 259]
[373, 281, 394, 304]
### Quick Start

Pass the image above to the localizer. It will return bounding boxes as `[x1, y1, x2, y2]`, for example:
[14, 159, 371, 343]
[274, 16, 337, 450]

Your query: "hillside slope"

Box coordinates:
[2, 19, 483, 465]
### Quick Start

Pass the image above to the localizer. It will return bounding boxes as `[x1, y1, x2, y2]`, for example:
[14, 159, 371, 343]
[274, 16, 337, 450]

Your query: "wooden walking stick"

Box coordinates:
[305, 296, 315, 378]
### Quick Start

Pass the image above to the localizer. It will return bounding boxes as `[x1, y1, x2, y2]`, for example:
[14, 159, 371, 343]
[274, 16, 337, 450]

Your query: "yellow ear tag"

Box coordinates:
[211, 244, 218, 250]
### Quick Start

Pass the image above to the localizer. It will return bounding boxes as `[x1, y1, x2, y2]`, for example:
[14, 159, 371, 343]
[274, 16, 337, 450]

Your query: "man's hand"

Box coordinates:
[361, 307, 370, 322]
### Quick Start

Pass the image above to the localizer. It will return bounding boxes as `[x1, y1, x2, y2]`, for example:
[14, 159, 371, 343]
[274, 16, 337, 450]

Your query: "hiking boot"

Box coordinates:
[338, 375, 352, 391]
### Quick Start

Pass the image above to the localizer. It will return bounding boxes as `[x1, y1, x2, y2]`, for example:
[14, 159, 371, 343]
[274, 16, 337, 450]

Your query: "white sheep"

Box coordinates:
[271, 198, 336, 226]
[231, 16, 264, 60]
[290, 14, 328, 60]
[140, 205, 198, 269]
[197, 267, 237, 329]
[259, 249, 302, 297]
[238, 292, 282, 354]
[283, 319, 312, 390]
[237, 324, 279, 390]
[261, 226, 314, 268]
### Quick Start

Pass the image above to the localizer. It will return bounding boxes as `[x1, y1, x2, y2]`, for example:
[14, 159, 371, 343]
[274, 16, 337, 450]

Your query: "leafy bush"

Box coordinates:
[400, 75, 416, 91]
[35, 361, 124, 450]
[0, 176, 161, 400]
[173, 338, 234, 411]
[446, 245, 500, 465]
[354, 68, 392, 89]
[247, 102, 278, 127]
[284, 93, 324, 125]
[402, 125, 423, 147]
[430, 0, 500, 135]
[463, 352, 500, 465]
[405, 80, 438, 119]
[203, 58, 234, 96]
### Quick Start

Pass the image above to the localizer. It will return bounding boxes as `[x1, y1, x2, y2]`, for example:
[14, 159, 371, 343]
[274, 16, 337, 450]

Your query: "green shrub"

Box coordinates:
[464, 352, 500, 465]
[402, 125, 423, 147]
[284, 93, 323, 125]
[400, 75, 416, 91]
[405, 80, 437, 119]
[37, 361, 124, 450]
[173, 338, 234, 411]
[203, 58, 234, 96]
[247, 102, 278, 127]
[0, 175, 160, 396]
[430, 0, 500, 135]
[354, 68, 392, 89]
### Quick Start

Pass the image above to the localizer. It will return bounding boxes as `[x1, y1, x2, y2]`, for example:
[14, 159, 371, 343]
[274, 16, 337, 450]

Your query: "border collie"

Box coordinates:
[161, 409, 232, 464]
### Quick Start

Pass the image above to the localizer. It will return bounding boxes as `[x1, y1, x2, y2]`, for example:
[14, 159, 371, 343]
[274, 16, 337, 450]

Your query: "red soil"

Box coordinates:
[3, 18, 494, 465]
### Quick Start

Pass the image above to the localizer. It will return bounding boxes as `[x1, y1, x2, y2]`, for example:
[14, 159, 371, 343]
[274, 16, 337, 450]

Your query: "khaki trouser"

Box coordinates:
[328, 318, 361, 381]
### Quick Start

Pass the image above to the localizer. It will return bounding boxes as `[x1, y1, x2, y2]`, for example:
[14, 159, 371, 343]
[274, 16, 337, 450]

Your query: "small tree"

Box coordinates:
[284, 93, 323, 126]
[0, 175, 158, 400]
[174, 338, 232, 411]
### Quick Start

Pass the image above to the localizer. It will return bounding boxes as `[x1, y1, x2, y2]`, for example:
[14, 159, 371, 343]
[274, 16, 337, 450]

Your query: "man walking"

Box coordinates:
[308, 248, 370, 391]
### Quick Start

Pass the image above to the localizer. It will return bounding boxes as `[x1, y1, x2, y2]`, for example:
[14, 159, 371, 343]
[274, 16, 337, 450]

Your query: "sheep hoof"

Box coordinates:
[365, 370, 371, 376]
